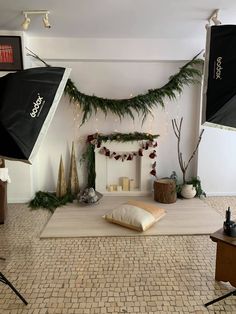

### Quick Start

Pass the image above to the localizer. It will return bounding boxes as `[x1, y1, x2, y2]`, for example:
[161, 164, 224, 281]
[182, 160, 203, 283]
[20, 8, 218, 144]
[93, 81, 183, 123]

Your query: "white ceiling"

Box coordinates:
[1, 0, 236, 38]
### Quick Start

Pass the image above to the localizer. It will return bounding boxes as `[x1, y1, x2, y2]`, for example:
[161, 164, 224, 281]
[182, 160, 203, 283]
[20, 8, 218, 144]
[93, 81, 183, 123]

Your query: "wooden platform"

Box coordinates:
[40, 196, 223, 238]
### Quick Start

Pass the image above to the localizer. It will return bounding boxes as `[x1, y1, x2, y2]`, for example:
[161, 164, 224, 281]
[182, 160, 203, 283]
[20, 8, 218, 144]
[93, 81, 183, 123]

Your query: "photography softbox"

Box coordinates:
[202, 25, 236, 130]
[0, 67, 71, 163]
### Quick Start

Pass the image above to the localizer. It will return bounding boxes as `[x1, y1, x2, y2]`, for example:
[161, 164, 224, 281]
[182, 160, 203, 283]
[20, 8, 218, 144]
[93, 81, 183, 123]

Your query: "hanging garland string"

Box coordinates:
[83, 132, 159, 188]
[99, 141, 157, 162]
[27, 49, 203, 125]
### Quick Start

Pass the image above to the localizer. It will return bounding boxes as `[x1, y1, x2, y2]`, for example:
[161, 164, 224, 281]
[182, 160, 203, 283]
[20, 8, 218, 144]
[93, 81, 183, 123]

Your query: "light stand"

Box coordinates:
[204, 289, 236, 307]
[0, 65, 70, 307]
[0, 255, 28, 304]
[0, 271, 28, 305]
[0, 159, 28, 305]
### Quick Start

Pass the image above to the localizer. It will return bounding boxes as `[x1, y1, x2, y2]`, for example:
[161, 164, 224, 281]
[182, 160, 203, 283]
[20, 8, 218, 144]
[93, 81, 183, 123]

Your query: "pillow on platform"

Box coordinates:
[103, 202, 165, 232]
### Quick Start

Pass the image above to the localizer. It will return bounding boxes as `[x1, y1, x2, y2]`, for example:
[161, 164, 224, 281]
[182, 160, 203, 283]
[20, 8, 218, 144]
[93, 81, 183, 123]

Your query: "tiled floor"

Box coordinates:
[0, 197, 236, 313]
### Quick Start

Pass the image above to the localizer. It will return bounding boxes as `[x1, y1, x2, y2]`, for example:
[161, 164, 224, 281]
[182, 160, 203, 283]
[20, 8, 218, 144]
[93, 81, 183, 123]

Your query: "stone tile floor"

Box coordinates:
[0, 197, 236, 313]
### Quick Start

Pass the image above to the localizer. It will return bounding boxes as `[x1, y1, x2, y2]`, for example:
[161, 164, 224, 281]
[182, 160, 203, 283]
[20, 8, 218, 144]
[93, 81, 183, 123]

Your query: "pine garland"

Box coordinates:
[83, 132, 159, 188]
[29, 191, 74, 212]
[64, 54, 203, 125]
[27, 49, 203, 125]
[87, 132, 159, 143]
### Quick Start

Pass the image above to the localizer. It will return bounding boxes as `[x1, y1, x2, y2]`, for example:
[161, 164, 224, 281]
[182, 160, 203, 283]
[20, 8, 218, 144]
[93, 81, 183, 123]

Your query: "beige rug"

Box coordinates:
[40, 196, 223, 238]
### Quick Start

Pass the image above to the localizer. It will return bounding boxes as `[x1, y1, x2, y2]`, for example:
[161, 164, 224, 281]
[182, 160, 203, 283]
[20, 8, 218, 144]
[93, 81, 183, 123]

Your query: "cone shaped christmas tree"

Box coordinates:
[68, 141, 79, 197]
[56, 155, 67, 198]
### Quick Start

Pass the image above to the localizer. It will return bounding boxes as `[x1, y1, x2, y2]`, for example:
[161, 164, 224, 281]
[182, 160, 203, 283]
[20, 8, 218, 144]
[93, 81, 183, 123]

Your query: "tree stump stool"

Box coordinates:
[154, 179, 177, 204]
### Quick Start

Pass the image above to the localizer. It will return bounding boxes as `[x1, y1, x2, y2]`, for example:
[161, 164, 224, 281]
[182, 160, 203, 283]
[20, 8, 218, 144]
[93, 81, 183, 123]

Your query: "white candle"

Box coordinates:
[121, 177, 129, 191]
[129, 179, 135, 191]
[108, 185, 113, 192]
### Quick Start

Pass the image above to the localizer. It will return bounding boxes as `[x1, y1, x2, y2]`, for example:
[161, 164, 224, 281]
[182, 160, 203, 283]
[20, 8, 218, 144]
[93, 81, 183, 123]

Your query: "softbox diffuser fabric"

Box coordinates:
[202, 25, 236, 130]
[0, 67, 71, 163]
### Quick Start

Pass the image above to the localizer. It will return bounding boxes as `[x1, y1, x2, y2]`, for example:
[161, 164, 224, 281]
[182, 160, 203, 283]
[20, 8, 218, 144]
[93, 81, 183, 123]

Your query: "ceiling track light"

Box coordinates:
[22, 13, 31, 30]
[21, 10, 51, 30]
[43, 13, 51, 28]
[206, 9, 221, 28]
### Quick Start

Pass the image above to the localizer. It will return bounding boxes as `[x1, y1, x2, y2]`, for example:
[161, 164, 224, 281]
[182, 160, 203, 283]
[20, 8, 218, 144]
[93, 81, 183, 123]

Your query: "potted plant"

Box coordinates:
[186, 176, 206, 198]
[171, 117, 205, 199]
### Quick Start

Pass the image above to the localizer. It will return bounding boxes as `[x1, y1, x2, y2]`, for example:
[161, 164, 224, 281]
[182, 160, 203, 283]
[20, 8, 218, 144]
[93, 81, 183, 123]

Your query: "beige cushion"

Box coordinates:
[103, 201, 165, 232]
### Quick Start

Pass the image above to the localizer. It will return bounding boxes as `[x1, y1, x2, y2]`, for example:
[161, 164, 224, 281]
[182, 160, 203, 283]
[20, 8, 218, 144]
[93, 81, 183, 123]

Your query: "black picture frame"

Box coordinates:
[0, 36, 23, 71]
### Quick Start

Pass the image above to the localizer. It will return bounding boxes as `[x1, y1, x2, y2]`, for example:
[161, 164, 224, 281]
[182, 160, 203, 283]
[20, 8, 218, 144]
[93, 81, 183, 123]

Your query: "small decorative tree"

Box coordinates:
[171, 117, 204, 184]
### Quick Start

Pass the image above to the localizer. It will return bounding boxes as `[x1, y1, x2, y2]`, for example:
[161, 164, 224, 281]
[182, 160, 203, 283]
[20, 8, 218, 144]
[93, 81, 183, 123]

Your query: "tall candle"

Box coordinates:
[108, 185, 113, 192]
[121, 177, 129, 191]
[129, 179, 135, 191]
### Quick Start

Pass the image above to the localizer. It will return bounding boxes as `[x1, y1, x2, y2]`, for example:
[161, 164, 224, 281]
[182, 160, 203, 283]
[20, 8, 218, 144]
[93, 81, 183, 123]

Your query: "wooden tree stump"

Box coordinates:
[154, 179, 177, 204]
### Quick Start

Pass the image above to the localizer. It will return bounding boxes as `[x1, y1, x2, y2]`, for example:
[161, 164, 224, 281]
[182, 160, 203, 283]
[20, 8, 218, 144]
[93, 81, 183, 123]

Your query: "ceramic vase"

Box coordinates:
[181, 184, 196, 199]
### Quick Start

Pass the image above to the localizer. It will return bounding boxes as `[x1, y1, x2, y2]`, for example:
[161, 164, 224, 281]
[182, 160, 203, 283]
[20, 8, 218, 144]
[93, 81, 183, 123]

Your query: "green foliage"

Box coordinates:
[29, 191, 74, 212]
[186, 177, 206, 198]
[90, 132, 159, 143]
[28, 49, 203, 125]
[83, 132, 159, 188]
[86, 143, 96, 189]
[64, 55, 203, 125]
[175, 183, 183, 198]
[169, 172, 206, 198]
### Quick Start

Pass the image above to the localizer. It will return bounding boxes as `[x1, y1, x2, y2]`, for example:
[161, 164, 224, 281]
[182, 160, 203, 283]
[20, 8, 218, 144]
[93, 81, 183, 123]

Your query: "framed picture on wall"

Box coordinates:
[0, 36, 23, 71]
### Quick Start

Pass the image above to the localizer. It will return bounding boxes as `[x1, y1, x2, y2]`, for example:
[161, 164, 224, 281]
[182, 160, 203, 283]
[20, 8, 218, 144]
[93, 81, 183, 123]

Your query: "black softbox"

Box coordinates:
[0, 67, 70, 163]
[202, 25, 236, 130]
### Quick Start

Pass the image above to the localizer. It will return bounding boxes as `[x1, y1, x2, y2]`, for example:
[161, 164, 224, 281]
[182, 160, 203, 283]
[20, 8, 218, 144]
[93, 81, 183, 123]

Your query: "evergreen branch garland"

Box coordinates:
[83, 132, 159, 188]
[64, 55, 203, 125]
[27, 49, 203, 125]
[87, 143, 96, 189]
[29, 191, 74, 212]
[88, 131, 159, 143]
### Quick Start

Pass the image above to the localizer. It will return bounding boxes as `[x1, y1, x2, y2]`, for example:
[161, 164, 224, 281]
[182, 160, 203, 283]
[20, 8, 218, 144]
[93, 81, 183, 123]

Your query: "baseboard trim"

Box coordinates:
[206, 192, 236, 197]
[8, 198, 30, 204]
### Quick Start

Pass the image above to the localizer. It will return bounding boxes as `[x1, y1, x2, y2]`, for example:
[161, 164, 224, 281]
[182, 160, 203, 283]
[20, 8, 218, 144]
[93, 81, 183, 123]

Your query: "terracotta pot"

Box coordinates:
[181, 184, 196, 199]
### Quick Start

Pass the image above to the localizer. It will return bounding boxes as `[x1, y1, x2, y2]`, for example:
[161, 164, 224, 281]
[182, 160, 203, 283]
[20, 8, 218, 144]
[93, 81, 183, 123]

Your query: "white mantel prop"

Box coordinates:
[95, 141, 153, 196]
[0, 168, 11, 183]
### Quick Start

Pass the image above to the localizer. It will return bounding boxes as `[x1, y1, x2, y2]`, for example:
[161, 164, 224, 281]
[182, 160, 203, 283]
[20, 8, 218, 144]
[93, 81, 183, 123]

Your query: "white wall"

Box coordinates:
[2, 35, 219, 202]
[198, 126, 236, 196]
[32, 61, 201, 194]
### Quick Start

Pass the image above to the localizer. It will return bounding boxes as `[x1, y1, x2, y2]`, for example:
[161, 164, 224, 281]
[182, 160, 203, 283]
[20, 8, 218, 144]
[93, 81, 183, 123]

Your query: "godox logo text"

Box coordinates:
[30, 94, 44, 118]
[215, 57, 223, 80]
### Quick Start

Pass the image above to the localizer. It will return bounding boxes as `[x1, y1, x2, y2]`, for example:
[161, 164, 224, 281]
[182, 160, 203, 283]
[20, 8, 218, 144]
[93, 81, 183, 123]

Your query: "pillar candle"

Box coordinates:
[117, 185, 122, 192]
[121, 177, 129, 191]
[129, 179, 135, 191]
[108, 185, 113, 192]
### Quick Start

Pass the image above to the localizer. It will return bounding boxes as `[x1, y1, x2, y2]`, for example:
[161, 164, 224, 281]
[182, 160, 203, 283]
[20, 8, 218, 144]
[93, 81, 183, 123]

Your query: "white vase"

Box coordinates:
[181, 184, 196, 199]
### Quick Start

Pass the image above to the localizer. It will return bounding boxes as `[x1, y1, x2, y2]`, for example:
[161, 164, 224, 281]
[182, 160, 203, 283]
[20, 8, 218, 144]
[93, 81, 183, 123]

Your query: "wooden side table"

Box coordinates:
[210, 228, 236, 287]
[204, 228, 236, 307]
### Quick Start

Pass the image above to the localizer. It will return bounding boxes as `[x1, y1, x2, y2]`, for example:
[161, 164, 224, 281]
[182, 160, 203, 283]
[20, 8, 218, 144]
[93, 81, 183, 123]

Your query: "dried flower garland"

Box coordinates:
[98, 140, 158, 162]
[83, 132, 159, 188]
